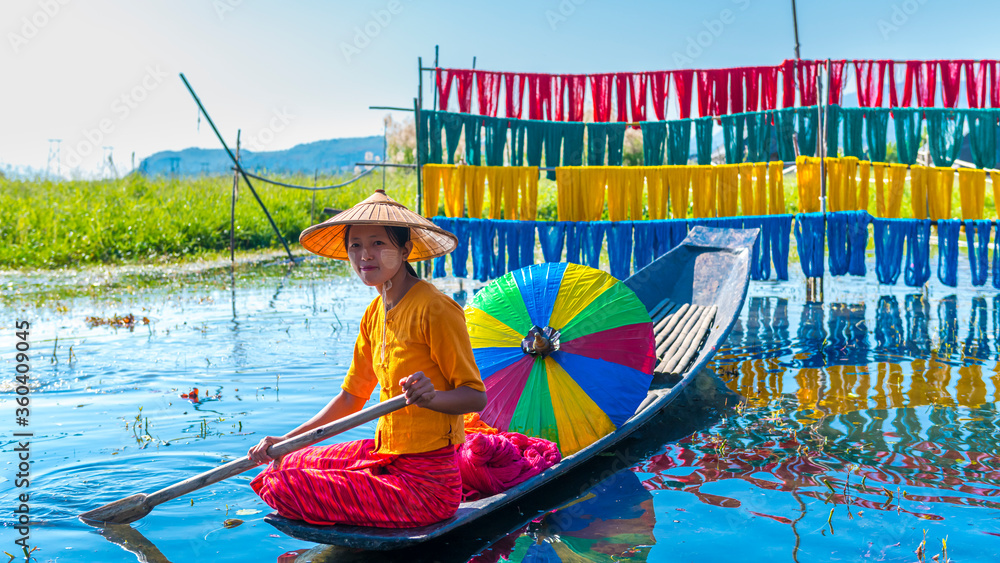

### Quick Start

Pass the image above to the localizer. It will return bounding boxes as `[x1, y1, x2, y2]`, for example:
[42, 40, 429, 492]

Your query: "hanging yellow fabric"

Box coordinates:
[887, 163, 908, 218]
[909, 165, 929, 220]
[738, 163, 754, 216]
[873, 162, 888, 217]
[503, 167, 519, 220]
[768, 161, 785, 215]
[691, 165, 716, 218]
[667, 166, 691, 219]
[485, 166, 504, 220]
[583, 167, 607, 222]
[466, 166, 486, 219]
[796, 156, 821, 213]
[857, 160, 870, 213]
[606, 167, 627, 221]
[993, 171, 1000, 220]
[556, 167, 572, 221]
[519, 167, 539, 221]
[442, 166, 464, 217]
[957, 168, 986, 221]
[422, 164, 449, 217]
[645, 167, 665, 220]
[927, 167, 954, 221]
[626, 167, 645, 220]
[752, 162, 768, 215]
[841, 157, 858, 212]
[716, 164, 739, 217]
[824, 157, 843, 213]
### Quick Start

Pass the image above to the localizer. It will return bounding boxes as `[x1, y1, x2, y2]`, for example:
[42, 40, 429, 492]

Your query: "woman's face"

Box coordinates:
[346, 225, 411, 287]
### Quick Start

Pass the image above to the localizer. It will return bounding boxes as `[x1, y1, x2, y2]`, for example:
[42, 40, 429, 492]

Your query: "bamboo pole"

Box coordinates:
[230, 130, 240, 264]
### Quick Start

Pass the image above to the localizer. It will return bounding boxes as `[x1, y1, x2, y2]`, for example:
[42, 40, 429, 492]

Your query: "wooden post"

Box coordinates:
[230, 130, 241, 263]
[415, 54, 425, 277]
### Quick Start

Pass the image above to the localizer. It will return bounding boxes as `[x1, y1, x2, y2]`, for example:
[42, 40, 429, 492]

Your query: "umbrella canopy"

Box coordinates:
[466, 262, 656, 456]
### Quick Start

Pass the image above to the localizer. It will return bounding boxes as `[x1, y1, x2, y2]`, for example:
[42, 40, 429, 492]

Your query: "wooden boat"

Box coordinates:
[265, 226, 756, 550]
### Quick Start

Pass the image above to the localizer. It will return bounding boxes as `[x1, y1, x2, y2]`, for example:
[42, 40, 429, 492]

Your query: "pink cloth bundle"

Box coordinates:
[458, 431, 561, 501]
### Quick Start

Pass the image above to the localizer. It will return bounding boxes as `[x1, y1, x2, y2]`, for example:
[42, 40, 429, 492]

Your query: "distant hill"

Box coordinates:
[138, 136, 384, 176]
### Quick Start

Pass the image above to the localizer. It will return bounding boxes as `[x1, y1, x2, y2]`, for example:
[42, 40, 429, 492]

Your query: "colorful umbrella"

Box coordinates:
[465, 262, 656, 456]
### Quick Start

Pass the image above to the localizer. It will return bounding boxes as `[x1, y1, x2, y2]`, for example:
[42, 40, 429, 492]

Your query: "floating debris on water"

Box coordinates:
[85, 313, 150, 329]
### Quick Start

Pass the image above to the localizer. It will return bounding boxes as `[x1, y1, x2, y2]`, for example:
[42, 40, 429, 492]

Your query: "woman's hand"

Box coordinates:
[400, 371, 436, 408]
[248, 436, 283, 465]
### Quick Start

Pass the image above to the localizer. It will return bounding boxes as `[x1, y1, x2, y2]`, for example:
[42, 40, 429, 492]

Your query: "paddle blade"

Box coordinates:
[79, 493, 152, 526]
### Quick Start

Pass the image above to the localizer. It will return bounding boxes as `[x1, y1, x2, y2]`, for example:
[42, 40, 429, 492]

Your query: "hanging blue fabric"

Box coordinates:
[440, 112, 465, 164]
[794, 213, 825, 278]
[517, 220, 536, 270]
[432, 217, 452, 278]
[904, 219, 932, 287]
[694, 117, 713, 165]
[462, 114, 482, 165]
[565, 222, 583, 264]
[483, 116, 509, 166]
[419, 110, 444, 164]
[968, 110, 998, 170]
[873, 218, 906, 285]
[606, 221, 632, 279]
[893, 108, 924, 166]
[641, 121, 667, 166]
[525, 121, 546, 169]
[509, 121, 527, 166]
[469, 220, 490, 281]
[936, 219, 961, 287]
[774, 108, 797, 161]
[491, 220, 508, 279]
[581, 221, 607, 270]
[745, 111, 771, 163]
[770, 215, 793, 281]
[651, 220, 687, 258]
[537, 221, 566, 263]
[994, 224, 1000, 290]
[797, 107, 819, 158]
[721, 114, 746, 164]
[451, 218, 471, 278]
[826, 212, 849, 276]
[847, 211, 871, 276]
[505, 221, 521, 273]
[825, 104, 841, 158]
[841, 107, 865, 159]
[925, 109, 966, 168]
[865, 108, 890, 163]
[668, 119, 693, 165]
[632, 221, 654, 272]
[745, 216, 772, 280]
[965, 220, 992, 286]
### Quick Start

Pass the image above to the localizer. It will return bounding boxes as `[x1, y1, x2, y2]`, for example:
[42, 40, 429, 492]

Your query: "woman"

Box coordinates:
[249, 189, 487, 528]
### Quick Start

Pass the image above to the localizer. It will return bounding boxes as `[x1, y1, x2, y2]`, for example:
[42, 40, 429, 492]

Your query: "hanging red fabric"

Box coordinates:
[649, 71, 669, 121]
[527, 74, 552, 121]
[989, 61, 1000, 108]
[697, 70, 713, 118]
[854, 61, 875, 107]
[827, 61, 846, 105]
[552, 75, 567, 121]
[965, 60, 988, 108]
[916, 61, 937, 107]
[887, 61, 900, 107]
[797, 61, 818, 106]
[674, 70, 694, 119]
[454, 70, 475, 113]
[761, 66, 779, 110]
[475, 71, 501, 117]
[629, 73, 648, 127]
[436, 68, 453, 111]
[590, 73, 614, 122]
[566, 75, 586, 122]
[940, 60, 965, 108]
[503, 73, 525, 119]
[874, 60, 890, 107]
[780, 60, 797, 108]
[744, 67, 760, 112]
[615, 73, 630, 122]
[729, 68, 745, 114]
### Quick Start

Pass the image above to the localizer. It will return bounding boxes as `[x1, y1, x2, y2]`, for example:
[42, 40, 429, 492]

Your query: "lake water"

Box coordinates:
[1, 250, 999, 562]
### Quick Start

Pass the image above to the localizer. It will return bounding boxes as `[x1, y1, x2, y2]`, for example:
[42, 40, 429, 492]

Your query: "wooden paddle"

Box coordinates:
[79, 395, 408, 526]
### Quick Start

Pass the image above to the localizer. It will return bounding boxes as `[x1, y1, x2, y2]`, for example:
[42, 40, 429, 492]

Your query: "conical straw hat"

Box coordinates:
[299, 189, 457, 261]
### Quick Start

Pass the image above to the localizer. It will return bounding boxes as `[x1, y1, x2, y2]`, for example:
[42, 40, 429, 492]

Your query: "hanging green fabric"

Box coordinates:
[745, 111, 771, 163]
[462, 114, 482, 165]
[694, 117, 713, 165]
[968, 110, 997, 169]
[439, 111, 464, 164]
[418, 110, 443, 164]
[563, 122, 585, 166]
[525, 121, 545, 170]
[587, 122, 627, 166]
[841, 107, 865, 159]
[668, 119, 693, 165]
[641, 121, 667, 166]
[892, 108, 923, 166]
[544, 123, 585, 180]
[510, 121, 527, 166]
[721, 114, 746, 164]
[797, 107, 819, 158]
[926, 109, 966, 168]
[865, 108, 890, 163]
[825, 104, 841, 158]
[774, 108, 797, 161]
[544, 124, 564, 181]
[483, 116, 509, 166]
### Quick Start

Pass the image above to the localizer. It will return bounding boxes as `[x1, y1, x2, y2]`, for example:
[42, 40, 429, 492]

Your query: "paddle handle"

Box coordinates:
[146, 395, 408, 508]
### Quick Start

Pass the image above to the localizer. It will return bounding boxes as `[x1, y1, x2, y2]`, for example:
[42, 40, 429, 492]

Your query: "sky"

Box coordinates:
[4, 0, 999, 178]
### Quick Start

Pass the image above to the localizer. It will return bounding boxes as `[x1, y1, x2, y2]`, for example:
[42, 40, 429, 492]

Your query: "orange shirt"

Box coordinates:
[343, 280, 486, 455]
